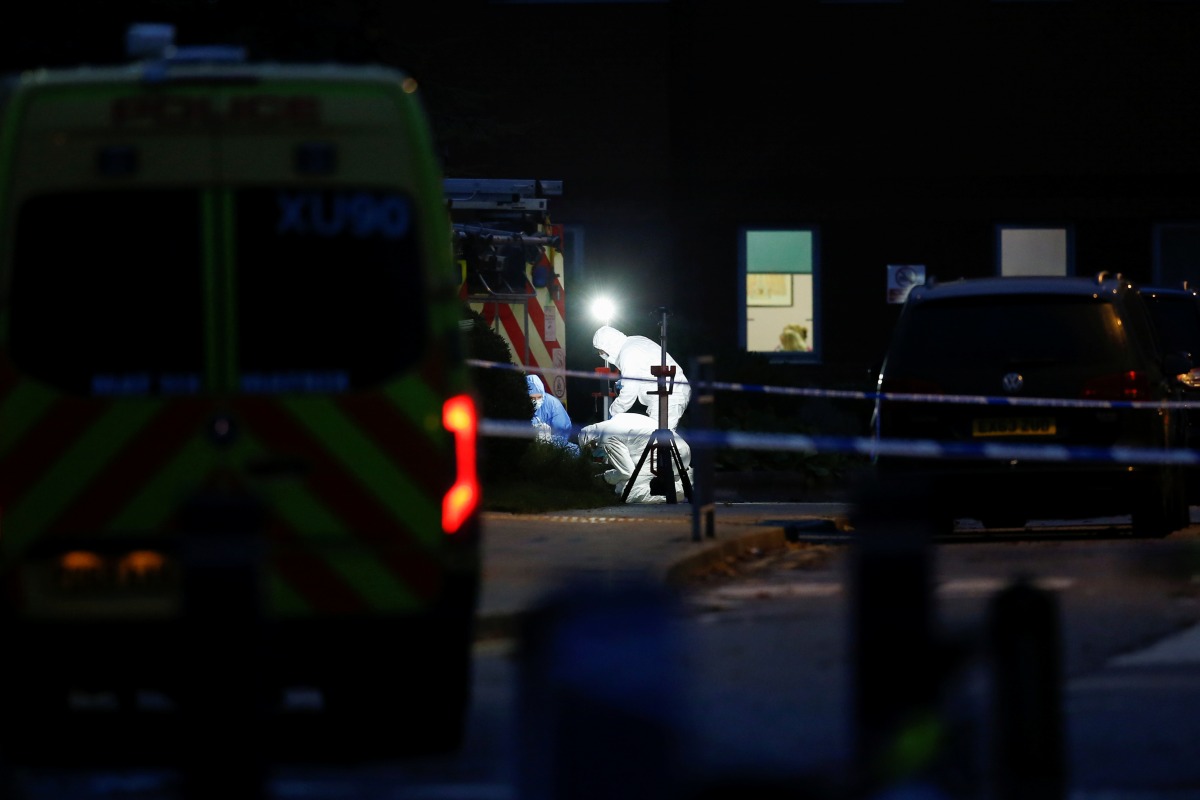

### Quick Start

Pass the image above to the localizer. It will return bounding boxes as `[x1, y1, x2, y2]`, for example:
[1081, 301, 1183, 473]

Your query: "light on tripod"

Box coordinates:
[620, 305, 690, 505]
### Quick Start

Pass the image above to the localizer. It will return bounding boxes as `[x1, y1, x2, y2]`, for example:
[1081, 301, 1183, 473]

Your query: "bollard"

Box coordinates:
[987, 576, 1066, 800]
[848, 474, 944, 794]
[690, 355, 716, 541]
[515, 579, 685, 800]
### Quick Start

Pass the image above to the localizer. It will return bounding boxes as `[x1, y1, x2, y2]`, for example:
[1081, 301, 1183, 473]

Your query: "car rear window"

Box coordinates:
[1143, 294, 1200, 358]
[888, 294, 1133, 371]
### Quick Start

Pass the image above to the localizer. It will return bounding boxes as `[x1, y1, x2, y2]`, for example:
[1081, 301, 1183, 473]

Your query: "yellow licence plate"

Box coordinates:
[972, 417, 1057, 437]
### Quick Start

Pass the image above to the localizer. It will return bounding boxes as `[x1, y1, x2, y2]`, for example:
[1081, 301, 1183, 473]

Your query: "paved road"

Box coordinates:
[15, 495, 1200, 799]
[476, 499, 853, 638]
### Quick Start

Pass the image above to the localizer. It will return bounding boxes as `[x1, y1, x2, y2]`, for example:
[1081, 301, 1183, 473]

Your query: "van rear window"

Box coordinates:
[234, 188, 427, 391]
[9, 188, 427, 395]
[11, 190, 206, 395]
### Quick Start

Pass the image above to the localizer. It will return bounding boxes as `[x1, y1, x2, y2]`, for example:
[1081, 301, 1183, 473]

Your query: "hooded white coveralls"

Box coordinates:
[592, 326, 691, 431]
[577, 412, 693, 504]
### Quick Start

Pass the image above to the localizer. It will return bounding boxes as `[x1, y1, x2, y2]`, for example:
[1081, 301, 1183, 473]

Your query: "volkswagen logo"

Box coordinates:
[1002, 372, 1024, 393]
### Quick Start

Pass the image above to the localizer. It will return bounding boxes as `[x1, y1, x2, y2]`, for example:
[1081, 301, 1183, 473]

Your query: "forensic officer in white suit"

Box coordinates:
[593, 325, 690, 431]
[577, 412, 692, 504]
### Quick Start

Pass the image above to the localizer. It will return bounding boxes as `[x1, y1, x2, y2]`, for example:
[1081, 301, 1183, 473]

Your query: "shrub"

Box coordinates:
[460, 304, 532, 484]
[484, 440, 619, 513]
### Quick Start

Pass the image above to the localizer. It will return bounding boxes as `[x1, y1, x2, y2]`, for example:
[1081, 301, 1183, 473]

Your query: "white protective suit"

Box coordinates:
[592, 325, 691, 431]
[577, 412, 693, 504]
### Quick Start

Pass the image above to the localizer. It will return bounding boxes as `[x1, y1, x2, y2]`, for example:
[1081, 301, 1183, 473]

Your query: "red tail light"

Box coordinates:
[442, 394, 480, 534]
[1081, 370, 1152, 400]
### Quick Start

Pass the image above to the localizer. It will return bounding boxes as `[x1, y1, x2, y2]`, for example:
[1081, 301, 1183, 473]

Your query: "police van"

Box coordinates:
[0, 24, 481, 763]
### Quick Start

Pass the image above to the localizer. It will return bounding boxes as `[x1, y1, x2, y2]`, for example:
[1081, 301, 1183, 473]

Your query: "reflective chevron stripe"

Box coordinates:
[0, 362, 459, 616]
[462, 220, 567, 405]
[0, 64, 479, 629]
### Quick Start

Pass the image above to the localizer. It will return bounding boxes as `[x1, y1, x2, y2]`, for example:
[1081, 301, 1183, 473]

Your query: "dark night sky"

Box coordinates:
[0, 2, 673, 201]
[8, 1, 1200, 387]
[0, 1, 678, 341]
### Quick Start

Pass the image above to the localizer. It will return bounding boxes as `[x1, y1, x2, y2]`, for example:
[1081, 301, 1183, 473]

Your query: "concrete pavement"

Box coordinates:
[474, 496, 854, 639]
[472, 480, 1200, 798]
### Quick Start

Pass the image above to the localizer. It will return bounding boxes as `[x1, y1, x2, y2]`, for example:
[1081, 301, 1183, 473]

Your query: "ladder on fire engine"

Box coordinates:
[447, 179, 563, 366]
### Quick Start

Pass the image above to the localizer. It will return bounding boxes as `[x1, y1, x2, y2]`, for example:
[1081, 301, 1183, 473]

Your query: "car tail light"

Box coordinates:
[1081, 370, 1152, 400]
[441, 394, 480, 535]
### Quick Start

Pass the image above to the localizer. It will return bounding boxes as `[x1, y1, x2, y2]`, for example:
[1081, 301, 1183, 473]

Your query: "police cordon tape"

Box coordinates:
[470, 358, 1200, 466]
[467, 358, 1200, 411]
[480, 418, 1200, 467]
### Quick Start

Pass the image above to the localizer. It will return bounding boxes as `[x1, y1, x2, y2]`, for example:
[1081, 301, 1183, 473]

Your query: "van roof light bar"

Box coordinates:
[126, 22, 247, 71]
[126, 23, 175, 59]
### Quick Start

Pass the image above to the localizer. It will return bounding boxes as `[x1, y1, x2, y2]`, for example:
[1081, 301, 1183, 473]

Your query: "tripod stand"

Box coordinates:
[621, 307, 693, 504]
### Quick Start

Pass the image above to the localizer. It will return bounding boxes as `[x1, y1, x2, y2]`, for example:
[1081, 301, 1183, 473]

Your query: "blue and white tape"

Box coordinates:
[472, 358, 1200, 465]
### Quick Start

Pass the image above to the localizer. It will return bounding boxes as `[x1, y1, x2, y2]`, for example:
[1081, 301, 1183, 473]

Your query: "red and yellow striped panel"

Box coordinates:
[462, 222, 568, 405]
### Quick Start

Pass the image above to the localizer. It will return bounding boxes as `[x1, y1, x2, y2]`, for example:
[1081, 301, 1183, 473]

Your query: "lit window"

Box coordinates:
[997, 225, 1073, 276]
[739, 228, 819, 358]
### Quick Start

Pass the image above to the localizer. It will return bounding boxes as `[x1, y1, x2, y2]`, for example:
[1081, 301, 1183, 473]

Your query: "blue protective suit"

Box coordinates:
[527, 374, 579, 455]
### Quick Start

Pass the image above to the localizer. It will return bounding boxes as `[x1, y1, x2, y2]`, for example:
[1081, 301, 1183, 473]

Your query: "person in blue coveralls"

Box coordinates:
[527, 374, 579, 455]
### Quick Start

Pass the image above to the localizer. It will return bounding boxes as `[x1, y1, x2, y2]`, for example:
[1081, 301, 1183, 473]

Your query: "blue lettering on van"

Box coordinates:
[240, 371, 350, 394]
[160, 374, 202, 395]
[91, 373, 202, 395]
[92, 373, 152, 395]
[276, 191, 411, 239]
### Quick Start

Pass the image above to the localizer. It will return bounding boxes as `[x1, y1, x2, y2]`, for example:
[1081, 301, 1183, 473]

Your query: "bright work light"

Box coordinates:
[589, 295, 618, 418]
[590, 296, 616, 326]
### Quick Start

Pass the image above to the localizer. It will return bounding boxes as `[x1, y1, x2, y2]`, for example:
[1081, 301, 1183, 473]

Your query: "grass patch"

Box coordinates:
[481, 440, 621, 513]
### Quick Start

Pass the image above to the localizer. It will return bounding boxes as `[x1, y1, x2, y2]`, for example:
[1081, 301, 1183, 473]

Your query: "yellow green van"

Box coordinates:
[0, 23, 481, 763]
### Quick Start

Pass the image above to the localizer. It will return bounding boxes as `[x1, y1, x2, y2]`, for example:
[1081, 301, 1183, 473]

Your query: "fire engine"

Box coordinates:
[447, 178, 568, 405]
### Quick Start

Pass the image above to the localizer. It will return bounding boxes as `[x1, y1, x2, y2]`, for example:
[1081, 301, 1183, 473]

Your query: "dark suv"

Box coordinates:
[1139, 282, 1200, 502]
[872, 272, 1190, 536]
